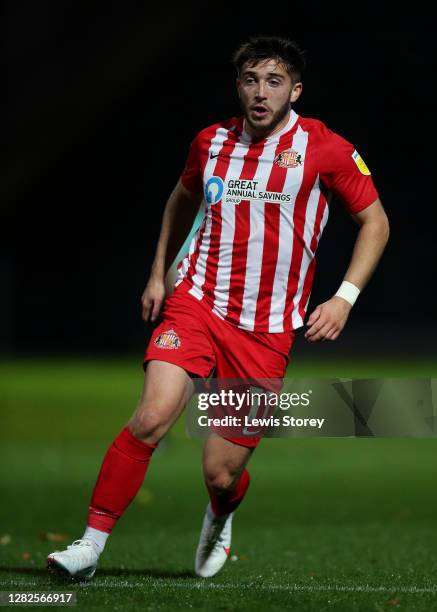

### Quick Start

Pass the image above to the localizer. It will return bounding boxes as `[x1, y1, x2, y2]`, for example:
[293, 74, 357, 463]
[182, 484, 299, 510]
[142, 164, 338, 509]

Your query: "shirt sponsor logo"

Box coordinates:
[274, 148, 303, 168]
[352, 150, 371, 175]
[204, 177, 224, 204]
[154, 329, 181, 349]
[205, 177, 292, 205]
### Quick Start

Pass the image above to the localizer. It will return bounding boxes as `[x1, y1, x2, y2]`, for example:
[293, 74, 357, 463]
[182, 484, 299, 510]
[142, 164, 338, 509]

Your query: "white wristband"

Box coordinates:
[335, 281, 360, 306]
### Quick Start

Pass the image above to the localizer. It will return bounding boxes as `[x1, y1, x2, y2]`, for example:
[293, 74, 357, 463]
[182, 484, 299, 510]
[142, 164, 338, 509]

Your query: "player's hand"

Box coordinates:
[304, 297, 352, 342]
[141, 276, 166, 323]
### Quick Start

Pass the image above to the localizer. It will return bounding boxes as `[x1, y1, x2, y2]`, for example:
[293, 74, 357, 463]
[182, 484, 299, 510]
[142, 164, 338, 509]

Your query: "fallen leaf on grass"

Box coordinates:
[135, 488, 154, 506]
[386, 596, 401, 606]
[392, 508, 412, 521]
[0, 534, 11, 546]
[39, 532, 69, 542]
[22, 552, 31, 560]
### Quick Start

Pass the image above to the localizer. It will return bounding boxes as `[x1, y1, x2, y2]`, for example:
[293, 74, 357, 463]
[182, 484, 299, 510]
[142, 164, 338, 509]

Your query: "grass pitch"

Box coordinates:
[1, 358, 437, 611]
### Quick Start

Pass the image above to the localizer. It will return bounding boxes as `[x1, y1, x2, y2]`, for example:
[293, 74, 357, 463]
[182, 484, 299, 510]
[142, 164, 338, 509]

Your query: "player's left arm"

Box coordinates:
[305, 197, 389, 342]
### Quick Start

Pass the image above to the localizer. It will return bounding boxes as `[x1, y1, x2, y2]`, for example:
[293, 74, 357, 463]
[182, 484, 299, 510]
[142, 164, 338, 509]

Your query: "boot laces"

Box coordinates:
[67, 539, 93, 550]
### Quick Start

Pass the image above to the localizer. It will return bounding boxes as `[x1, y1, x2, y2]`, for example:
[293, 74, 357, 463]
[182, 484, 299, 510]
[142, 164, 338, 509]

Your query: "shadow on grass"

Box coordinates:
[0, 566, 195, 580]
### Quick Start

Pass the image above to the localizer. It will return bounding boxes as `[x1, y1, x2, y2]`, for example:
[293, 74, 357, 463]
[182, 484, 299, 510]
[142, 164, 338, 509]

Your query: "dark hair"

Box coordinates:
[232, 36, 306, 83]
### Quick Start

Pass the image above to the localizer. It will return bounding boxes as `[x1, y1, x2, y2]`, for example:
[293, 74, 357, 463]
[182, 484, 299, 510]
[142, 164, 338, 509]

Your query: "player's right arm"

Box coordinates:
[141, 179, 203, 323]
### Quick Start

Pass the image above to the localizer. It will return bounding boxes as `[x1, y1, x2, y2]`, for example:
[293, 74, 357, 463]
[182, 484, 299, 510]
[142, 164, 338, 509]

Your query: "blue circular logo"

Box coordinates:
[204, 177, 224, 205]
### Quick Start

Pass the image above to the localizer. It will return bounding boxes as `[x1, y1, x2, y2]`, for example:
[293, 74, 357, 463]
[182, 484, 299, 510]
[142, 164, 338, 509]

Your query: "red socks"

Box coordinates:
[87, 426, 250, 532]
[87, 427, 157, 533]
[208, 469, 251, 516]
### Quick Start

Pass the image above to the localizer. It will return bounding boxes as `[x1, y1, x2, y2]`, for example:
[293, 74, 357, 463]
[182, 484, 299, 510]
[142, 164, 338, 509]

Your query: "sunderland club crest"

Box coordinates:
[154, 329, 181, 349]
[274, 149, 303, 168]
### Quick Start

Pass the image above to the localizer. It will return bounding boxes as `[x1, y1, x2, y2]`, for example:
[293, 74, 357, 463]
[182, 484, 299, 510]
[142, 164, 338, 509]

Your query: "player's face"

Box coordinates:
[237, 59, 302, 139]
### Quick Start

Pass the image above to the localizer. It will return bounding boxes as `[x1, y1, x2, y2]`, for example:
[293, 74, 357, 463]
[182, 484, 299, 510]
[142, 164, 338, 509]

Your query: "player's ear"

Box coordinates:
[290, 82, 303, 103]
[236, 78, 241, 97]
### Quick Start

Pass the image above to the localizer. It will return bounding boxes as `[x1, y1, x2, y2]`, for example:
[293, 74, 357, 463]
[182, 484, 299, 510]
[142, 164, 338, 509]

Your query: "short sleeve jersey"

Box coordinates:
[176, 110, 378, 333]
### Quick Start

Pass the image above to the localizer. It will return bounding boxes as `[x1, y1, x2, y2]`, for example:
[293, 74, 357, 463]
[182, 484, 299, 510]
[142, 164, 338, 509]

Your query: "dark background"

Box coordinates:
[4, 2, 435, 358]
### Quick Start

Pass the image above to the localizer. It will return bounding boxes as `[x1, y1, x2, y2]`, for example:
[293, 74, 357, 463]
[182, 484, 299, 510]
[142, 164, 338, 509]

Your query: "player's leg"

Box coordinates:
[128, 359, 195, 443]
[47, 360, 194, 579]
[86, 359, 194, 531]
[202, 434, 253, 516]
[195, 434, 253, 577]
[192, 303, 294, 577]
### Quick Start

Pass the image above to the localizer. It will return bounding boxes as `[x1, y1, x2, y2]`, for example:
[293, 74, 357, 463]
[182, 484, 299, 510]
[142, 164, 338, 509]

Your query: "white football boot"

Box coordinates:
[47, 539, 100, 579]
[195, 504, 233, 577]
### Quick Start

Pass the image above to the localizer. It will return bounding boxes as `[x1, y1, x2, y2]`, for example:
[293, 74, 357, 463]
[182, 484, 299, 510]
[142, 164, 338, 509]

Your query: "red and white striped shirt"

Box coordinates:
[176, 110, 378, 333]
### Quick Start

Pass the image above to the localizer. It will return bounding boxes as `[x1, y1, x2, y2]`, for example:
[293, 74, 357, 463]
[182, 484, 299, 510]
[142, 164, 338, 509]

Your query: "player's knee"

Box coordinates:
[205, 471, 236, 496]
[128, 403, 167, 444]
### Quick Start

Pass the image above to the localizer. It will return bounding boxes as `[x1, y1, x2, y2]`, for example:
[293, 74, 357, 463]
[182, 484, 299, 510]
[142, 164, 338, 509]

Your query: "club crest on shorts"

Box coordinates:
[154, 329, 181, 349]
[274, 149, 303, 168]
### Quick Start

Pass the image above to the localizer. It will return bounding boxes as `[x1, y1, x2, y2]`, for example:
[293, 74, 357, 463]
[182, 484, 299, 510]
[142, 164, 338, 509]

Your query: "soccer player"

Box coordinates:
[47, 36, 389, 579]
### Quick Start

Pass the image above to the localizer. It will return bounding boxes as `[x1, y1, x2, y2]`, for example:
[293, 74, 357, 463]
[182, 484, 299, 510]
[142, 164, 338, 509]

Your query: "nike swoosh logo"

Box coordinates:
[210, 152, 220, 159]
[242, 426, 261, 435]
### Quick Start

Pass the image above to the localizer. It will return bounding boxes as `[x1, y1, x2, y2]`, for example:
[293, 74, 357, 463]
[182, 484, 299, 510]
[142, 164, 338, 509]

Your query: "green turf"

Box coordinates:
[1, 359, 437, 611]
